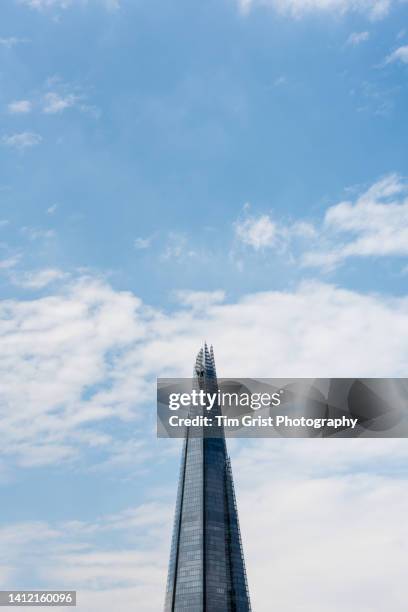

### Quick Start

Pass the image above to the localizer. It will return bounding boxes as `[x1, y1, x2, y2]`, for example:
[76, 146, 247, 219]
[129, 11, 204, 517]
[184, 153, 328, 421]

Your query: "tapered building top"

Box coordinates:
[164, 345, 252, 612]
[194, 342, 216, 378]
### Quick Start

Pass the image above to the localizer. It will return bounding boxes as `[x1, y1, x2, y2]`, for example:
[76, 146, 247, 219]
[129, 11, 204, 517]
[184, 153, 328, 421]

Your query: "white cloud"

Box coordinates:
[238, 0, 393, 20]
[237, 175, 408, 270]
[21, 226, 56, 240]
[0, 273, 408, 609]
[0, 255, 21, 270]
[4, 80, 97, 121]
[290, 220, 317, 238]
[11, 268, 67, 289]
[2, 132, 42, 150]
[303, 174, 408, 269]
[385, 45, 408, 64]
[0, 502, 170, 608]
[235, 440, 408, 612]
[234, 211, 316, 253]
[18, 0, 71, 7]
[2, 273, 408, 469]
[1, 439, 408, 611]
[174, 289, 226, 310]
[347, 31, 370, 45]
[43, 92, 79, 114]
[301, 249, 340, 268]
[7, 100, 32, 114]
[0, 521, 61, 547]
[47, 203, 58, 214]
[0, 276, 149, 468]
[235, 214, 278, 250]
[162, 232, 197, 260]
[18, 0, 120, 11]
[0, 37, 29, 48]
[134, 236, 152, 250]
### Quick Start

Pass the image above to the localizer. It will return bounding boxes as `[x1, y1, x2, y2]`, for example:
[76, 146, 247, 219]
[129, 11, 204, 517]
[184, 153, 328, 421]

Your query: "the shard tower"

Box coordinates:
[164, 344, 252, 612]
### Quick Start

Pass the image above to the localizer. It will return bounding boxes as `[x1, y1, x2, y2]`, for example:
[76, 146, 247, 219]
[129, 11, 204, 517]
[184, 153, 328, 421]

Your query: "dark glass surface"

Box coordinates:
[164, 345, 251, 612]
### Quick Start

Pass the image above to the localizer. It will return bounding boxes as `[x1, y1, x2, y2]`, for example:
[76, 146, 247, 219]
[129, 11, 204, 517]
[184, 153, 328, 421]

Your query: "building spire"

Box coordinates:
[164, 346, 252, 612]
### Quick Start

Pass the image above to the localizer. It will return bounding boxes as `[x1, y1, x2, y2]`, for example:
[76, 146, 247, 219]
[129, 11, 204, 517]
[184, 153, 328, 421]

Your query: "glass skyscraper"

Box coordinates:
[164, 344, 252, 612]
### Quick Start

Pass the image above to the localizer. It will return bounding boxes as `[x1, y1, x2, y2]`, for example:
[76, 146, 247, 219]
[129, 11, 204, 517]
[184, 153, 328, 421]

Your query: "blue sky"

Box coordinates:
[1, 0, 408, 302]
[1, 1, 408, 610]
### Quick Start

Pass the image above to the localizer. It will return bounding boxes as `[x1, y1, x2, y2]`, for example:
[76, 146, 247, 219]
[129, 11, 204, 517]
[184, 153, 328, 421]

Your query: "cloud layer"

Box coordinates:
[1, 438, 407, 611]
[236, 439, 408, 612]
[304, 174, 408, 268]
[1, 273, 408, 468]
[0, 501, 171, 611]
[386, 45, 408, 64]
[18, 0, 120, 10]
[238, 0, 393, 19]
[235, 174, 408, 270]
[2, 132, 42, 150]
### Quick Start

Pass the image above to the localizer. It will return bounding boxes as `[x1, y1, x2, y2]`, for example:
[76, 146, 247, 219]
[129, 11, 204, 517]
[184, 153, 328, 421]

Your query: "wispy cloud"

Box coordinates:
[2, 132, 42, 150]
[0, 276, 151, 468]
[1, 430, 408, 611]
[21, 226, 56, 240]
[11, 268, 67, 289]
[234, 207, 316, 253]
[2, 272, 408, 470]
[0, 37, 29, 49]
[0, 255, 21, 270]
[238, 0, 393, 20]
[353, 79, 397, 117]
[346, 31, 370, 46]
[4, 79, 97, 118]
[303, 174, 408, 269]
[236, 439, 408, 612]
[234, 175, 408, 271]
[18, 0, 67, 8]
[43, 91, 80, 114]
[0, 500, 169, 607]
[18, 0, 120, 11]
[385, 45, 408, 64]
[41, 78, 99, 116]
[174, 289, 226, 310]
[235, 214, 278, 251]
[1, 272, 408, 612]
[134, 236, 153, 250]
[162, 232, 197, 260]
[7, 100, 32, 114]
[47, 203, 58, 214]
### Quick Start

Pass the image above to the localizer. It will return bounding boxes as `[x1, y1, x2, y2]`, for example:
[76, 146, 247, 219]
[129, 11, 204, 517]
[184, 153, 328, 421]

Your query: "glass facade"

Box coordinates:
[164, 345, 252, 612]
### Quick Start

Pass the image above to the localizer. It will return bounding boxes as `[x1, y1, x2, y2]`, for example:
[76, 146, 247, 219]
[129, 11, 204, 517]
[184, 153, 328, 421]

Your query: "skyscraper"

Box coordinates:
[164, 344, 252, 612]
